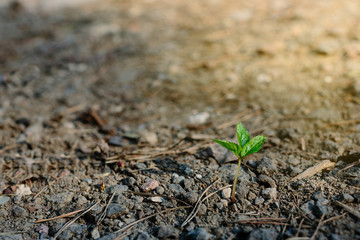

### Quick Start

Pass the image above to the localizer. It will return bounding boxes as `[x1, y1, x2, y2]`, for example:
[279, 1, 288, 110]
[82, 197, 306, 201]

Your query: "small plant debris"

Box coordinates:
[212, 122, 266, 203]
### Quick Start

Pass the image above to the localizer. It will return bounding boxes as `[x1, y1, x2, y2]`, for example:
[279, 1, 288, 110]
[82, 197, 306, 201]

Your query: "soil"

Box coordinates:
[0, 0, 360, 239]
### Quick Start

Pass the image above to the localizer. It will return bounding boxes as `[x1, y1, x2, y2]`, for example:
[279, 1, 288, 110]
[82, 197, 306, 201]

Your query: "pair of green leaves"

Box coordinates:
[212, 122, 266, 159]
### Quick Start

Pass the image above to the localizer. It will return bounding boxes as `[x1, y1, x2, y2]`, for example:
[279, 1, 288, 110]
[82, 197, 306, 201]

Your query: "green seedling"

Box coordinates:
[212, 122, 266, 203]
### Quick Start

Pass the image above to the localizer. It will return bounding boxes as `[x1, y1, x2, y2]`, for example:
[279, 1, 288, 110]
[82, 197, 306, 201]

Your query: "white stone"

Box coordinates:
[141, 132, 158, 145]
[221, 188, 232, 199]
[195, 174, 202, 179]
[188, 112, 210, 125]
[149, 197, 164, 203]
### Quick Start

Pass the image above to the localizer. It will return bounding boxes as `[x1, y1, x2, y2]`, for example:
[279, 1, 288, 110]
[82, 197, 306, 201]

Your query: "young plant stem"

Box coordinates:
[231, 157, 243, 203]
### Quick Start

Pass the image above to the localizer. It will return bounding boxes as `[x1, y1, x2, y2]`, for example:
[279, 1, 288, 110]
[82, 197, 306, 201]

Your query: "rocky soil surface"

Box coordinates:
[0, 0, 359, 239]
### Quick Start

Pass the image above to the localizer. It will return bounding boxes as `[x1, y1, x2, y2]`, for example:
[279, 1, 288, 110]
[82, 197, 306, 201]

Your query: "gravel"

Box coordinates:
[261, 188, 277, 200]
[12, 206, 27, 218]
[106, 184, 129, 195]
[218, 164, 251, 183]
[185, 228, 213, 240]
[338, 193, 354, 203]
[156, 225, 180, 239]
[256, 157, 277, 175]
[300, 200, 316, 220]
[167, 184, 186, 196]
[106, 204, 129, 218]
[247, 228, 278, 240]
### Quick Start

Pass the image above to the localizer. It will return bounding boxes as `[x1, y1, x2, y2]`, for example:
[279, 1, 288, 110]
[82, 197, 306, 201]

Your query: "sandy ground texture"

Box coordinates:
[0, 0, 360, 239]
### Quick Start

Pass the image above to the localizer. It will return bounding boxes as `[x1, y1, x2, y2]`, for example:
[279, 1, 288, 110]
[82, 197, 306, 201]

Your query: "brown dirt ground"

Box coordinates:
[0, 0, 359, 239]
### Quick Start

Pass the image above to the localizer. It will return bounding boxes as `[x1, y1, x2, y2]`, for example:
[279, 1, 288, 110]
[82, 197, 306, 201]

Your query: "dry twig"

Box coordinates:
[322, 213, 347, 224]
[335, 201, 360, 219]
[115, 206, 191, 234]
[309, 215, 324, 240]
[97, 193, 116, 225]
[335, 159, 360, 176]
[229, 217, 288, 224]
[34, 209, 84, 223]
[0, 231, 27, 236]
[53, 201, 100, 239]
[296, 218, 305, 237]
[0, 144, 18, 154]
[32, 177, 60, 199]
[181, 179, 220, 227]
[291, 160, 335, 182]
[114, 225, 135, 240]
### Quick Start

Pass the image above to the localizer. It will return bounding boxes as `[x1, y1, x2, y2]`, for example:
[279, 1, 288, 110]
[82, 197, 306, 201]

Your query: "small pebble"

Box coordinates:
[185, 227, 213, 240]
[286, 166, 303, 176]
[122, 177, 136, 186]
[141, 132, 158, 145]
[106, 204, 129, 218]
[313, 198, 333, 217]
[198, 204, 207, 216]
[256, 157, 277, 175]
[108, 136, 125, 146]
[261, 188, 277, 200]
[167, 184, 186, 196]
[247, 228, 277, 240]
[255, 197, 265, 205]
[135, 163, 147, 170]
[188, 112, 210, 125]
[339, 193, 354, 203]
[219, 164, 251, 183]
[12, 206, 27, 218]
[157, 225, 180, 239]
[141, 179, 159, 192]
[136, 231, 152, 240]
[81, 178, 92, 185]
[184, 191, 199, 204]
[313, 204, 333, 217]
[220, 199, 228, 208]
[172, 174, 185, 184]
[247, 192, 256, 201]
[156, 186, 165, 195]
[76, 195, 88, 206]
[106, 184, 129, 195]
[312, 191, 325, 200]
[0, 209, 8, 217]
[179, 164, 192, 175]
[316, 198, 329, 206]
[287, 156, 300, 166]
[91, 228, 100, 239]
[0, 196, 10, 206]
[221, 188, 231, 199]
[184, 178, 195, 190]
[300, 200, 316, 220]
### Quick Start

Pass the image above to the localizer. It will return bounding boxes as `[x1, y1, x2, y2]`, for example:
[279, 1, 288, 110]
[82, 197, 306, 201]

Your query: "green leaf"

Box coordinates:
[236, 122, 250, 148]
[240, 135, 266, 158]
[212, 139, 240, 157]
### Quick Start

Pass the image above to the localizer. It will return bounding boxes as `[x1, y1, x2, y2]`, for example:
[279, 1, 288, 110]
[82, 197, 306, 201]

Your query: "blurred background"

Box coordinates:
[1, 0, 360, 151]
